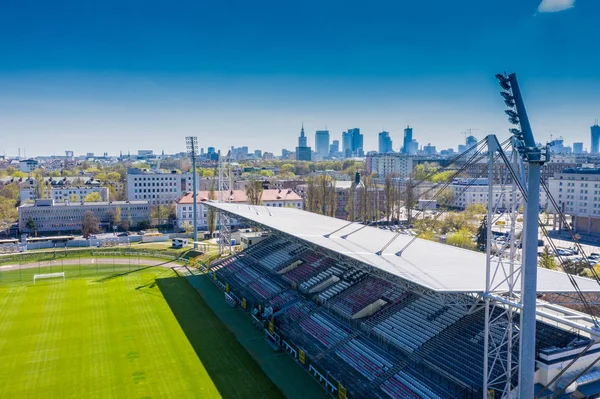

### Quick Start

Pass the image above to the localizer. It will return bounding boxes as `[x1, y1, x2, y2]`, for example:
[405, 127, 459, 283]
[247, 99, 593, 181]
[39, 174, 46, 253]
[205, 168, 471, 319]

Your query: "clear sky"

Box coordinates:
[0, 0, 598, 157]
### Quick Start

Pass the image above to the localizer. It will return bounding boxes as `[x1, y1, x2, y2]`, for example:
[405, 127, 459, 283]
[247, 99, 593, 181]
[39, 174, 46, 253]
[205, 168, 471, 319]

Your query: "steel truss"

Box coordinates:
[483, 135, 524, 399]
[218, 151, 232, 255]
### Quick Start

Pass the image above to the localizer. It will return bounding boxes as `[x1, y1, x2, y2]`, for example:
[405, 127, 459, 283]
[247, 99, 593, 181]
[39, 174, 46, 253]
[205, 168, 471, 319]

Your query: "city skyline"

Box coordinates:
[1, 0, 599, 155]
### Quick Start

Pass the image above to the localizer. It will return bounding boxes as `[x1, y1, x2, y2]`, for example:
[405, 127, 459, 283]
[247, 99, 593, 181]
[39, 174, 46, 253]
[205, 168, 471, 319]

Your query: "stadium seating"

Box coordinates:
[329, 278, 402, 319]
[210, 234, 591, 399]
[372, 294, 468, 352]
[335, 338, 394, 381]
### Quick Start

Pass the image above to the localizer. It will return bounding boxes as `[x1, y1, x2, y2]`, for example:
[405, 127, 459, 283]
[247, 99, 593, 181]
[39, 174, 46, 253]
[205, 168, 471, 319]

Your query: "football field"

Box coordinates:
[0, 266, 283, 398]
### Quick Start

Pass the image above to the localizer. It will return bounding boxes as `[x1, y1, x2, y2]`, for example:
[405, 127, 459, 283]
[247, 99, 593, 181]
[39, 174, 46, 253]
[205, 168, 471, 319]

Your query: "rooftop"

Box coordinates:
[20, 200, 149, 208]
[207, 202, 600, 294]
[177, 189, 302, 204]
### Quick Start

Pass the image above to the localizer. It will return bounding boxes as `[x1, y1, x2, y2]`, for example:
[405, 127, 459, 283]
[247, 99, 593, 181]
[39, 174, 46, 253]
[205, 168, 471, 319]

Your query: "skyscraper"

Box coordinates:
[298, 122, 307, 147]
[573, 142, 584, 154]
[315, 130, 330, 160]
[592, 122, 600, 154]
[348, 128, 363, 157]
[296, 123, 312, 161]
[402, 126, 413, 155]
[342, 131, 352, 157]
[330, 140, 340, 156]
[378, 131, 393, 153]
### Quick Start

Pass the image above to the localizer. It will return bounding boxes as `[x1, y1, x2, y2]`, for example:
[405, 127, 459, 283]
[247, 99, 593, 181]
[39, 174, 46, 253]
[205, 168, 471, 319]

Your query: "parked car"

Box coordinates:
[589, 253, 600, 260]
[117, 232, 129, 237]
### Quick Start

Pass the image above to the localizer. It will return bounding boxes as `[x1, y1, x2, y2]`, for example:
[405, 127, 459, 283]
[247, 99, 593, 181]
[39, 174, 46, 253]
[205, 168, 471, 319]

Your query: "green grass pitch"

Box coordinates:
[0, 267, 283, 398]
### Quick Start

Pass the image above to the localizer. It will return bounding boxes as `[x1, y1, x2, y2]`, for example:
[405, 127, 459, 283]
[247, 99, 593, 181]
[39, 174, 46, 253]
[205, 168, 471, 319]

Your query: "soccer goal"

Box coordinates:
[33, 272, 65, 284]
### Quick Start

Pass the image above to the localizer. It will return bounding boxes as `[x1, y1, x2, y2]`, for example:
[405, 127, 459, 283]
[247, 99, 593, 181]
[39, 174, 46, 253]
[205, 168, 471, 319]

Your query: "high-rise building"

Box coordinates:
[298, 123, 307, 148]
[402, 126, 413, 155]
[573, 142, 584, 154]
[465, 135, 478, 149]
[591, 122, 600, 154]
[330, 140, 340, 156]
[423, 143, 437, 155]
[296, 123, 312, 161]
[378, 131, 393, 153]
[348, 128, 363, 157]
[342, 131, 353, 157]
[315, 130, 330, 160]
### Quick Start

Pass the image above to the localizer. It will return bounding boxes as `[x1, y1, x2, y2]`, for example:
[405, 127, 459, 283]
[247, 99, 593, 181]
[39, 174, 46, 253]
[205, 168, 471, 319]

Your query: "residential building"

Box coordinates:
[19, 159, 38, 172]
[296, 178, 385, 220]
[175, 189, 303, 229]
[378, 131, 393, 153]
[448, 178, 522, 210]
[315, 130, 330, 160]
[20, 186, 109, 203]
[548, 168, 600, 234]
[402, 126, 413, 155]
[592, 123, 600, 154]
[295, 124, 312, 161]
[18, 199, 150, 233]
[126, 168, 195, 205]
[365, 153, 413, 179]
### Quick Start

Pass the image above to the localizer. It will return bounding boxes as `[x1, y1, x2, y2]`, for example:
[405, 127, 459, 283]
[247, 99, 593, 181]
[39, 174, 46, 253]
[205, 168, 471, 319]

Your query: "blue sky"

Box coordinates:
[0, 0, 598, 156]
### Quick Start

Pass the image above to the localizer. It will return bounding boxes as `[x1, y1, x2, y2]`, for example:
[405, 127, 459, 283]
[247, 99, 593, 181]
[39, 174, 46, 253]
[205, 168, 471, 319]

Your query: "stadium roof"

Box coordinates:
[208, 202, 600, 294]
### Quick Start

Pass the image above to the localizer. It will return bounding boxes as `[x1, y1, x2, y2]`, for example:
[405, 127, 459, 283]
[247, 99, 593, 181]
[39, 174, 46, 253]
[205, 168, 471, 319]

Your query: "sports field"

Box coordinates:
[0, 266, 283, 398]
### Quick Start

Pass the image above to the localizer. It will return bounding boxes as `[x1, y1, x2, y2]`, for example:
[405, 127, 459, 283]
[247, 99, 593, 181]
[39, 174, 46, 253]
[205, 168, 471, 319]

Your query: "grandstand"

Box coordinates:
[205, 203, 600, 398]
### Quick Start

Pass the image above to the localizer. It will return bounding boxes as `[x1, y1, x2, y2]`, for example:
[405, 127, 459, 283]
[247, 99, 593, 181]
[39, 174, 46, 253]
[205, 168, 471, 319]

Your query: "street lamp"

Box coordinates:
[185, 136, 199, 249]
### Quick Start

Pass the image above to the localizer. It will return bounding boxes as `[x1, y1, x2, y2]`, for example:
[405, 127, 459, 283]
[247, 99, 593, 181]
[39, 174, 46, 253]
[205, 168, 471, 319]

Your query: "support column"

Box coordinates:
[519, 160, 541, 399]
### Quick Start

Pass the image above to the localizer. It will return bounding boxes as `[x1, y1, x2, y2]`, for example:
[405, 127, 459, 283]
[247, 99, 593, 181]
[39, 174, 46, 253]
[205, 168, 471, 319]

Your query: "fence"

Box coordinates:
[0, 251, 183, 284]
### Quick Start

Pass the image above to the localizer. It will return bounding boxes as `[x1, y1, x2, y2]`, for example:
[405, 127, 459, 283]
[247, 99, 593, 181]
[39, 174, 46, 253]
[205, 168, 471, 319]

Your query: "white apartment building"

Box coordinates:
[365, 153, 413, 179]
[547, 168, 600, 234]
[20, 186, 109, 203]
[19, 159, 38, 172]
[126, 168, 196, 205]
[175, 189, 303, 229]
[18, 199, 151, 233]
[449, 178, 522, 210]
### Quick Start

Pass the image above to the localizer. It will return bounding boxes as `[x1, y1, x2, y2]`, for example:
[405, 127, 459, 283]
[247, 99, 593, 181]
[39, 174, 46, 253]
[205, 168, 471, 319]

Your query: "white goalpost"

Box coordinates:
[33, 272, 65, 284]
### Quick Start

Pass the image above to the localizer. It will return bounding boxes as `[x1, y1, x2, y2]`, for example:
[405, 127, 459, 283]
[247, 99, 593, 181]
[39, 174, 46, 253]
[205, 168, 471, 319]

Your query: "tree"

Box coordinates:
[476, 217, 487, 252]
[207, 181, 217, 237]
[69, 194, 80, 202]
[404, 178, 416, 224]
[563, 259, 587, 276]
[245, 178, 264, 205]
[538, 246, 556, 270]
[81, 211, 102, 238]
[84, 192, 102, 202]
[345, 183, 356, 221]
[280, 164, 295, 174]
[137, 220, 151, 230]
[384, 176, 395, 222]
[25, 216, 37, 236]
[446, 228, 476, 250]
[32, 170, 45, 199]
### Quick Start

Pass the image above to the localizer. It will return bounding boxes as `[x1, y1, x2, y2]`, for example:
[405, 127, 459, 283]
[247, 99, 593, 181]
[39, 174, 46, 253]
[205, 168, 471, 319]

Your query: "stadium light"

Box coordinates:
[504, 110, 518, 119]
[185, 136, 199, 249]
[496, 73, 511, 91]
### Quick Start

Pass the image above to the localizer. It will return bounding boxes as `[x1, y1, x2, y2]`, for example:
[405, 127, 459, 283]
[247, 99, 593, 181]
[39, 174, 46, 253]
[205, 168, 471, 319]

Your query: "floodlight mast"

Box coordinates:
[186, 136, 199, 249]
[492, 73, 548, 399]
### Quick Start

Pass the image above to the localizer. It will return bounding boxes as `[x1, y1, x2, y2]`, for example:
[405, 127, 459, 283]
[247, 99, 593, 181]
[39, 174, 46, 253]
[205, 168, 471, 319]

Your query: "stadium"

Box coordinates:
[204, 201, 600, 399]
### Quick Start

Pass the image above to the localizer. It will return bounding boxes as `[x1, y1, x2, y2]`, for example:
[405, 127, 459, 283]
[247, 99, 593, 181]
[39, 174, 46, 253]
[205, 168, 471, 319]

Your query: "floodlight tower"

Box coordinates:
[218, 150, 232, 255]
[186, 136, 199, 249]
[492, 73, 549, 398]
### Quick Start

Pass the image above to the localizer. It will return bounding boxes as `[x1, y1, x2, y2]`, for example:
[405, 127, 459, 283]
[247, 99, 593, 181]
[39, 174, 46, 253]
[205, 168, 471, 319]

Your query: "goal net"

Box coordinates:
[33, 272, 66, 284]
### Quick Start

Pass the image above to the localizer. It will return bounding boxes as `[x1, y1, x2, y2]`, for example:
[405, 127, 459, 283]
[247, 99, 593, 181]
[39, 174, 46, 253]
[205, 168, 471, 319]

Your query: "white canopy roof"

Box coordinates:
[208, 202, 600, 294]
